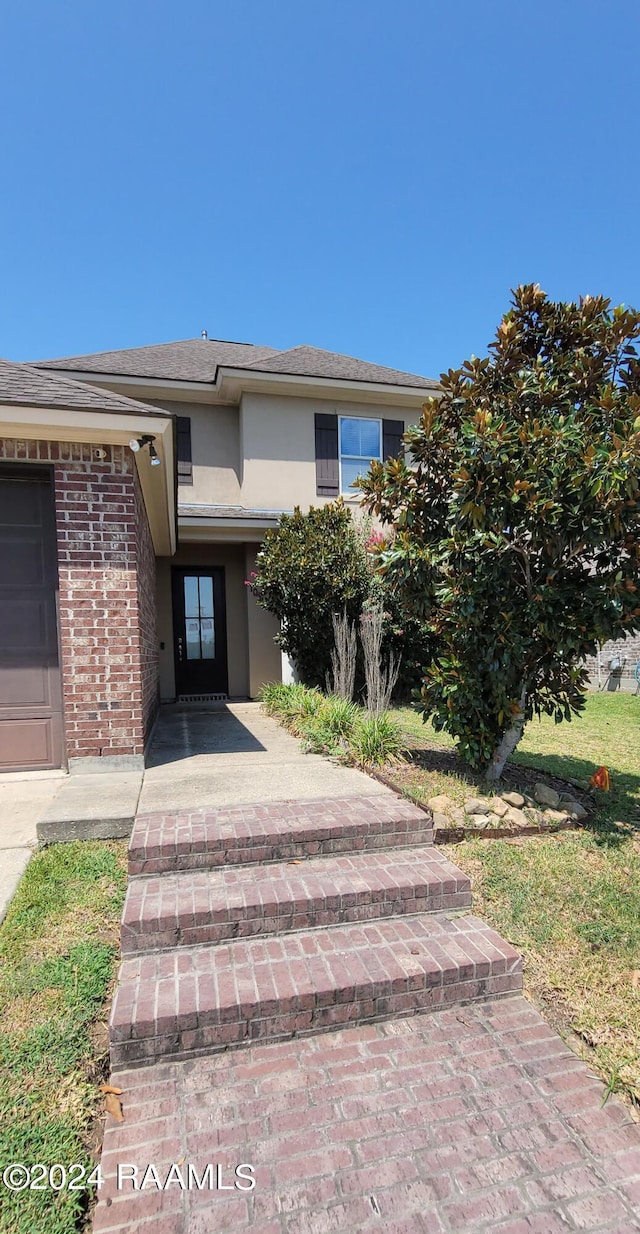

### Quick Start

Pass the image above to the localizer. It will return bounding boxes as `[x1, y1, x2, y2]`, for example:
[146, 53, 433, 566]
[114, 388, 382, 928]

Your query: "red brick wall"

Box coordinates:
[0, 439, 159, 763]
[134, 466, 160, 740]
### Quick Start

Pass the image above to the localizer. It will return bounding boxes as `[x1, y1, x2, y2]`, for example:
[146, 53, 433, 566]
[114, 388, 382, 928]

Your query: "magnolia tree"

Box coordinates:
[359, 285, 640, 781]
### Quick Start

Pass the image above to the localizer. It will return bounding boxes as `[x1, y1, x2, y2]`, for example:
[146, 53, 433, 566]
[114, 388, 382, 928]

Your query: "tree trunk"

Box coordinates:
[484, 688, 527, 784]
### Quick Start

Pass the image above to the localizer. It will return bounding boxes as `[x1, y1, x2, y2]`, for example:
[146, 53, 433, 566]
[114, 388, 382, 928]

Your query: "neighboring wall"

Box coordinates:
[584, 634, 640, 693]
[0, 438, 158, 767]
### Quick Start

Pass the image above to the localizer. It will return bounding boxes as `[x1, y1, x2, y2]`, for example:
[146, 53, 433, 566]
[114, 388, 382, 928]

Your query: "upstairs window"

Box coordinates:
[339, 417, 382, 493]
[176, 416, 193, 484]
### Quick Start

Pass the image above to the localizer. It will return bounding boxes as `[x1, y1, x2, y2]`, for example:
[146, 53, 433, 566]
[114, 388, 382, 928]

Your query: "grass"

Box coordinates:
[0, 841, 128, 1234]
[391, 692, 640, 1108]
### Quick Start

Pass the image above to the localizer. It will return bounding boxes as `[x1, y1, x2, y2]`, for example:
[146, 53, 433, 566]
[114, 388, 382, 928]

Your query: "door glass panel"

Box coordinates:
[184, 576, 200, 619]
[200, 617, 215, 659]
[182, 574, 216, 660]
[198, 576, 214, 619]
[185, 618, 201, 660]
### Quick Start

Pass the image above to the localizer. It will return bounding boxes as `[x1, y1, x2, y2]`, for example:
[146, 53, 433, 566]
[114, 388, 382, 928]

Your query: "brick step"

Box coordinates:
[128, 794, 433, 876]
[120, 847, 472, 954]
[110, 913, 522, 1067]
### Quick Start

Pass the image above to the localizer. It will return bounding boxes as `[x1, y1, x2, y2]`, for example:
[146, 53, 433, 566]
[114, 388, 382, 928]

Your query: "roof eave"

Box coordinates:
[216, 366, 440, 407]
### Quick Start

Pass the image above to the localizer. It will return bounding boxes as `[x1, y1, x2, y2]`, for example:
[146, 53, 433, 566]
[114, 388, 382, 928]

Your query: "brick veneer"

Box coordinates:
[584, 632, 640, 691]
[0, 438, 159, 765]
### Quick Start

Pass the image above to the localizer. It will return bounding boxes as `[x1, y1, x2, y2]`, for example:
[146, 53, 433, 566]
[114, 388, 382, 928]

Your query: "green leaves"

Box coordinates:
[360, 285, 640, 773]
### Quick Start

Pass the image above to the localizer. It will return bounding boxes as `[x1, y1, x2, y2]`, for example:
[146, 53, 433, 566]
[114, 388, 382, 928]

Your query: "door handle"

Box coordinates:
[178, 636, 183, 662]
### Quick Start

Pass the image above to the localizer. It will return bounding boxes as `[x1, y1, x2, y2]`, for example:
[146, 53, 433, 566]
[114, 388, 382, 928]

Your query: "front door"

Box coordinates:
[172, 568, 228, 697]
[0, 466, 64, 770]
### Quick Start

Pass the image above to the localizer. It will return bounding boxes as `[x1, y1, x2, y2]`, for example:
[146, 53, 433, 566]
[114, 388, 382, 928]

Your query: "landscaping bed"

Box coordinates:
[0, 841, 127, 1234]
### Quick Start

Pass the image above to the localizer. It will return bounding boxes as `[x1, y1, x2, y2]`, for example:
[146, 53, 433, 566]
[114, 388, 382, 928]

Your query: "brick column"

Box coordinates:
[0, 438, 159, 770]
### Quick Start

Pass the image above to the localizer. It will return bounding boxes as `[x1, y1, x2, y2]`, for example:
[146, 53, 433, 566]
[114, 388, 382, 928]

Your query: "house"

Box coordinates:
[0, 339, 438, 774]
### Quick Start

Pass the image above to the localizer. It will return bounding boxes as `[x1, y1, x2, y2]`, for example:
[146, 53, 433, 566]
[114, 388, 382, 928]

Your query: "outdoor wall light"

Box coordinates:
[129, 434, 161, 465]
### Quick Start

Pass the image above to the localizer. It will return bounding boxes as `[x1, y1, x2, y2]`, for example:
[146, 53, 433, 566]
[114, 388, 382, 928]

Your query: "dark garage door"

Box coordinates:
[0, 466, 64, 771]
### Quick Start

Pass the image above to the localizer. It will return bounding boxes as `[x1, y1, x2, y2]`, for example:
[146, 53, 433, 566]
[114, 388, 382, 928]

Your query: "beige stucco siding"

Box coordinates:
[238, 392, 419, 512]
[156, 543, 250, 699]
[148, 398, 242, 507]
[244, 545, 282, 696]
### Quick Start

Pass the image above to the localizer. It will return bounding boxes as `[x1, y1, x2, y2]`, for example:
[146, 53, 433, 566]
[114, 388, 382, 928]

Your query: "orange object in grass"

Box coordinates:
[590, 766, 610, 791]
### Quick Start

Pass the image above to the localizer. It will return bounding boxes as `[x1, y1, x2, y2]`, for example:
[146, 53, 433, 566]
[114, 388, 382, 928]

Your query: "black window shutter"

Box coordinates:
[383, 419, 404, 460]
[314, 413, 339, 496]
[176, 416, 193, 483]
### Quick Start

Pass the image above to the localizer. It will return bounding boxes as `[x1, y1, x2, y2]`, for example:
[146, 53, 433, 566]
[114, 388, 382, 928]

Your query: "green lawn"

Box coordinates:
[392, 692, 640, 1107]
[0, 841, 127, 1234]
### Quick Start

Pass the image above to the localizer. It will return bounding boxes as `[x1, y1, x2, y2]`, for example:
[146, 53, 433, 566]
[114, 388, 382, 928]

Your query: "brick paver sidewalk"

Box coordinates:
[95, 998, 640, 1232]
[94, 788, 640, 1232]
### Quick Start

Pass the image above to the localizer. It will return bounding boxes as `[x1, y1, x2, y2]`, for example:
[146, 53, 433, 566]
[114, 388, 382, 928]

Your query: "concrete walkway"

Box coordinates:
[0, 771, 64, 921]
[137, 702, 389, 815]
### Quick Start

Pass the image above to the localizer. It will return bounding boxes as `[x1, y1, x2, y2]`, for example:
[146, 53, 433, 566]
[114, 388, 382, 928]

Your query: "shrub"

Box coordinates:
[251, 502, 369, 687]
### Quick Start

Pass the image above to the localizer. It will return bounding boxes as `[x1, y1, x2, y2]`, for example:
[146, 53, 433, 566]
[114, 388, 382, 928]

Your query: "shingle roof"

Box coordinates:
[249, 344, 438, 389]
[0, 357, 168, 417]
[32, 337, 438, 390]
[32, 339, 280, 384]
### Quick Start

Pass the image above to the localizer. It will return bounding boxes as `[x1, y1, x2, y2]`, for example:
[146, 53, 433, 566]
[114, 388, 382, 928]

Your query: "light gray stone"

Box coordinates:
[464, 797, 492, 815]
[561, 800, 588, 821]
[470, 814, 492, 828]
[501, 791, 525, 808]
[490, 798, 509, 818]
[505, 806, 529, 827]
[544, 809, 570, 824]
[427, 794, 454, 814]
[534, 782, 561, 809]
[432, 812, 450, 830]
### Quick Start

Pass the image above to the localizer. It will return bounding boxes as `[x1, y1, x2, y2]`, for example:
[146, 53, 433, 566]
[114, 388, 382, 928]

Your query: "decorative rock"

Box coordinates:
[490, 798, 509, 818]
[470, 815, 492, 828]
[534, 782, 561, 809]
[427, 794, 454, 813]
[486, 813, 503, 827]
[464, 797, 492, 815]
[505, 807, 529, 827]
[431, 812, 450, 830]
[502, 791, 525, 808]
[544, 809, 570, 824]
[449, 808, 466, 825]
[561, 800, 588, 821]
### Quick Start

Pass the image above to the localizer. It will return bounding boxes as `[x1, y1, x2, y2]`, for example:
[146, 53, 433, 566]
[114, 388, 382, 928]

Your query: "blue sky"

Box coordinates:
[1, 1, 638, 380]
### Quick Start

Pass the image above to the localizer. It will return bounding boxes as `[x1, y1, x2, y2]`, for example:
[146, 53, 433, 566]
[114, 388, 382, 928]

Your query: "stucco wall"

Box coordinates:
[147, 398, 242, 507]
[244, 544, 282, 696]
[239, 391, 420, 512]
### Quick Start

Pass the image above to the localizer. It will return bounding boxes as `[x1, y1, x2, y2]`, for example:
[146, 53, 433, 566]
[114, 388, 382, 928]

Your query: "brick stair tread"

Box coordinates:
[128, 793, 433, 874]
[110, 912, 522, 1066]
[121, 847, 472, 953]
